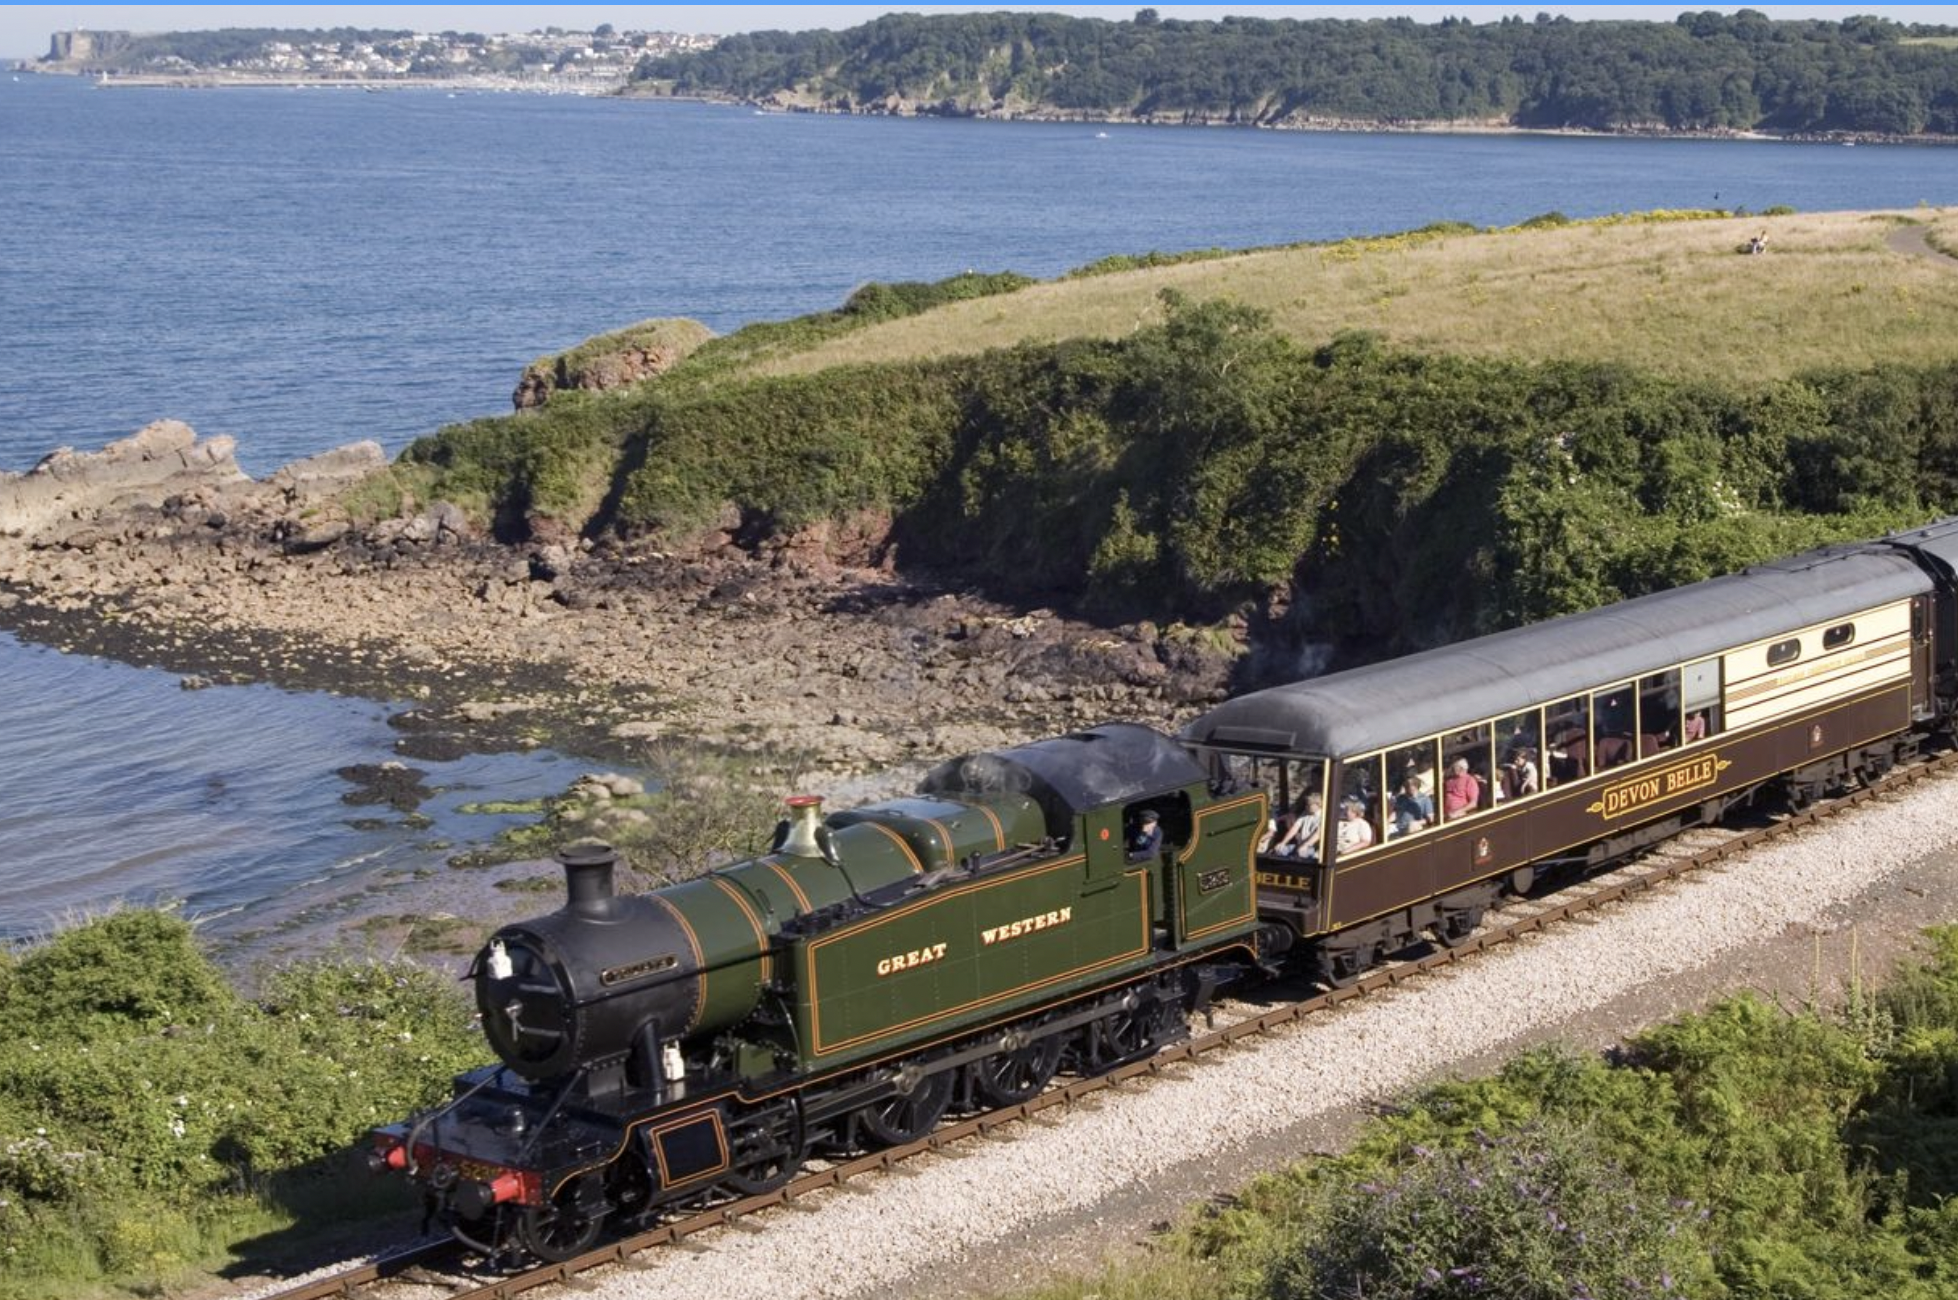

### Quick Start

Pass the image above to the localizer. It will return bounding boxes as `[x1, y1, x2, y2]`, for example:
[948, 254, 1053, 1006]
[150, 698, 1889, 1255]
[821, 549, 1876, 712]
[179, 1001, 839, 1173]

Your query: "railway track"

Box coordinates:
[262, 748, 1955, 1300]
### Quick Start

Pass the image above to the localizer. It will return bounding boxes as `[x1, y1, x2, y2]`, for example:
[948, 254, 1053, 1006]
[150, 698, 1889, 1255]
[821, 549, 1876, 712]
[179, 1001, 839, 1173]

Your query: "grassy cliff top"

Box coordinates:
[753, 208, 1958, 386]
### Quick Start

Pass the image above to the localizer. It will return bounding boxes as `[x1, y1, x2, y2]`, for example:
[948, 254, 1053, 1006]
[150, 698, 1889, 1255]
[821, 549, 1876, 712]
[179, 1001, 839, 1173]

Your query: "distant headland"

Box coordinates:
[24, 25, 719, 92]
[19, 11, 1958, 143]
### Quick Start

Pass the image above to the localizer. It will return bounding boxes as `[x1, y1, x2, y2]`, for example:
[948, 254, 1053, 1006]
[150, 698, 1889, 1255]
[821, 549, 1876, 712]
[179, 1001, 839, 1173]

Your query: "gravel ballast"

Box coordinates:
[575, 772, 1958, 1300]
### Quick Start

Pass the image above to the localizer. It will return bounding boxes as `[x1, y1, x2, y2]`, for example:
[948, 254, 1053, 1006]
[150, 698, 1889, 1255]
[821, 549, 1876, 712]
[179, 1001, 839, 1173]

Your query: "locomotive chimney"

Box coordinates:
[558, 839, 618, 917]
[780, 794, 824, 858]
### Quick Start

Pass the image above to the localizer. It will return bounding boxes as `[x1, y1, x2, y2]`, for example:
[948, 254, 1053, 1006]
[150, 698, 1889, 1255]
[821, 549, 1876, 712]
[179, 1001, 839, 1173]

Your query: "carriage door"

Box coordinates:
[1912, 596, 1934, 721]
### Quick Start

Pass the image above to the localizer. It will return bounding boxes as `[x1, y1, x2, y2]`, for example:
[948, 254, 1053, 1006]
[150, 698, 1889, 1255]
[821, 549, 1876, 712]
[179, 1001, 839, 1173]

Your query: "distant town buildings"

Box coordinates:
[33, 27, 717, 88]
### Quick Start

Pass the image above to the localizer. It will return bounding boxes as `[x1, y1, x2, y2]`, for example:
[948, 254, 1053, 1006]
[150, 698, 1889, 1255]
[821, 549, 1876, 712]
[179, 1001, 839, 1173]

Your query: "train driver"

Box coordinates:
[1128, 808, 1164, 859]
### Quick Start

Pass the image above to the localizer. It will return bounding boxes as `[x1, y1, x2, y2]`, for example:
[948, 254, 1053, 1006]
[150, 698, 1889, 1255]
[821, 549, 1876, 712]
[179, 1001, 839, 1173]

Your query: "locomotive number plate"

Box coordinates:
[1197, 868, 1232, 894]
[602, 953, 679, 987]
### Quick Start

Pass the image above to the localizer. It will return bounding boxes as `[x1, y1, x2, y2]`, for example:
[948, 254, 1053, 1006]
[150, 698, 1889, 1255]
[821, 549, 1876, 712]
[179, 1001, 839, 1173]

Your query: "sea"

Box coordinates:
[3, 71, 1956, 951]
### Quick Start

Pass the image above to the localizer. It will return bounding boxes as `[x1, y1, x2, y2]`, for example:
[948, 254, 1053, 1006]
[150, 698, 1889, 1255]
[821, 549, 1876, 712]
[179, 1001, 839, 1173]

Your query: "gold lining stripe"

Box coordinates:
[864, 820, 926, 874]
[803, 852, 1089, 1052]
[1724, 635, 1907, 703]
[972, 802, 1007, 851]
[1726, 651, 1909, 715]
[1323, 683, 1911, 930]
[645, 1111, 731, 1188]
[809, 872, 1153, 1056]
[1178, 794, 1265, 940]
[649, 894, 707, 1034]
[711, 876, 773, 984]
[922, 815, 957, 861]
[763, 859, 814, 913]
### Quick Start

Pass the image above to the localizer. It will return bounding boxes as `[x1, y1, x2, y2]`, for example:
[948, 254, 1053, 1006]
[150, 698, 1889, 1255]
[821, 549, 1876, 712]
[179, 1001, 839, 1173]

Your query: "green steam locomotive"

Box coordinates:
[370, 723, 1268, 1261]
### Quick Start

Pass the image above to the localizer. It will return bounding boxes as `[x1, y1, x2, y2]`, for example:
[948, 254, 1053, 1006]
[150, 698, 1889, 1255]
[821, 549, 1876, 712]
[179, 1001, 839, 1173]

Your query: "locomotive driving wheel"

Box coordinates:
[971, 1031, 1064, 1107]
[518, 1175, 605, 1263]
[857, 1064, 955, 1147]
[725, 1098, 808, 1196]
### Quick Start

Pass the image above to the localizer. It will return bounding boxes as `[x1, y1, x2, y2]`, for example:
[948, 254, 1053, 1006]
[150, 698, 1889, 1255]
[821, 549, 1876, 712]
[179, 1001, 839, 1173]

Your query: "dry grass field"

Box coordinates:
[758, 208, 1958, 384]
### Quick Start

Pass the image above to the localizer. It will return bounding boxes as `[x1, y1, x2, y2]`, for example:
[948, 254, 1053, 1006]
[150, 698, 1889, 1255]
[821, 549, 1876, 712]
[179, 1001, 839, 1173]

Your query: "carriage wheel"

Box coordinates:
[971, 1033, 1064, 1107]
[857, 1067, 954, 1148]
[1432, 907, 1483, 949]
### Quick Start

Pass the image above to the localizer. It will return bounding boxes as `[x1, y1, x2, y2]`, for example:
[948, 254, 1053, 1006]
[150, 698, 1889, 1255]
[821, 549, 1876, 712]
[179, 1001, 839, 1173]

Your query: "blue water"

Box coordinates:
[5, 75, 1956, 473]
[1, 72, 1955, 945]
[0, 630, 595, 946]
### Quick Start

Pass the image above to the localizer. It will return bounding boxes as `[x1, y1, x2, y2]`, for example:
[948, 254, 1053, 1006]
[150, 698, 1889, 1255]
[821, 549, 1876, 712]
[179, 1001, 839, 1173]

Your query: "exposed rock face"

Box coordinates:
[268, 441, 387, 502]
[0, 420, 247, 539]
[512, 318, 715, 410]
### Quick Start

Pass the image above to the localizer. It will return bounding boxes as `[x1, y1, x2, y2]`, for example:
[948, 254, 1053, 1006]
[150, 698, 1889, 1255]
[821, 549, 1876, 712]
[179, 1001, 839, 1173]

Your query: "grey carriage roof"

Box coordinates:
[1182, 542, 1929, 760]
[1885, 516, 1958, 583]
[920, 722, 1207, 815]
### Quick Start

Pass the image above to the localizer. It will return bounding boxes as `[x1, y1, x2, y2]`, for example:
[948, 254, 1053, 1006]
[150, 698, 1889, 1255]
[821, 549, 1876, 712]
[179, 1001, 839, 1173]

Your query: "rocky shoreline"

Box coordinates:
[635, 88, 1956, 146]
[0, 422, 1238, 783]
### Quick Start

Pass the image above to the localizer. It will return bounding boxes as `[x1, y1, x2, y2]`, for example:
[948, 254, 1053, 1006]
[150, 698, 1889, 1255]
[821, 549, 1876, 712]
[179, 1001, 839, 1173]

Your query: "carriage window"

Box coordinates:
[1590, 683, 1637, 771]
[1544, 695, 1592, 787]
[1496, 710, 1542, 803]
[1638, 669, 1681, 757]
[1336, 753, 1384, 857]
[1441, 723, 1494, 821]
[1681, 658, 1722, 743]
[1259, 759, 1327, 860]
[1823, 623, 1855, 651]
[1767, 638, 1801, 667]
[1386, 739, 1439, 839]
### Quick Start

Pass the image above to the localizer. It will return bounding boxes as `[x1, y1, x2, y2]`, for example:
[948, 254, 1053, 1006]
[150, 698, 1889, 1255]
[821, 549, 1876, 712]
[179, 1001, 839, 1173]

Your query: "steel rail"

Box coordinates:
[266, 747, 1955, 1300]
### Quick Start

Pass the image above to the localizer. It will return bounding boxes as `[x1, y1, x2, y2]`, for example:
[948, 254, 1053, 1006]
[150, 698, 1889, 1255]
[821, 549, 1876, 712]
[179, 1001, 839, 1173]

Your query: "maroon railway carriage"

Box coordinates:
[1184, 520, 1958, 985]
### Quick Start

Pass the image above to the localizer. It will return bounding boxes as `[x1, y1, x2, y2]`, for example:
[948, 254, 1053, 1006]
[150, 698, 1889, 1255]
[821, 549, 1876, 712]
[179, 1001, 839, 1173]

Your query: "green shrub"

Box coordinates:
[0, 913, 481, 1297]
[1269, 1120, 1707, 1300]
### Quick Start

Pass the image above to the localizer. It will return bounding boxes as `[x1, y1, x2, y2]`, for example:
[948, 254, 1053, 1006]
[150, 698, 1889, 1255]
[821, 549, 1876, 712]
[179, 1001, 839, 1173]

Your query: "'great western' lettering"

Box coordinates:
[981, 907, 1073, 946]
[875, 943, 948, 977]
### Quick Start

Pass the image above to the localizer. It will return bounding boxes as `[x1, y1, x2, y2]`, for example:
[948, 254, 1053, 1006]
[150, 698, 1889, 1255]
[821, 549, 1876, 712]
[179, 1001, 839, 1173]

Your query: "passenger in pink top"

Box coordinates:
[1442, 758, 1481, 818]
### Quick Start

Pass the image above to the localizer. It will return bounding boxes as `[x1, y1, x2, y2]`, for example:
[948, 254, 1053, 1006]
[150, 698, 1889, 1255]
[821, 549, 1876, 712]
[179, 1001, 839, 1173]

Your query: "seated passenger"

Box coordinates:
[1127, 809, 1163, 859]
[1390, 776, 1433, 837]
[1593, 733, 1634, 769]
[1272, 792, 1323, 860]
[1502, 747, 1539, 800]
[1442, 758, 1482, 818]
[1551, 732, 1590, 781]
[1683, 711, 1708, 743]
[1335, 798, 1374, 854]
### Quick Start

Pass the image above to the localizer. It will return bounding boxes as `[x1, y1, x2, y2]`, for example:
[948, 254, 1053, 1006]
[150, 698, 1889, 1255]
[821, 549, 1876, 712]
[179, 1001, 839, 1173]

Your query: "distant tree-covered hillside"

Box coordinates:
[634, 9, 1958, 135]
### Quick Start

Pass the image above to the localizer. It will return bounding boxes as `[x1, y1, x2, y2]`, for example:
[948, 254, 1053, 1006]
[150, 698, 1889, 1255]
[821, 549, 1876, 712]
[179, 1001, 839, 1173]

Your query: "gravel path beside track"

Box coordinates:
[559, 769, 1958, 1300]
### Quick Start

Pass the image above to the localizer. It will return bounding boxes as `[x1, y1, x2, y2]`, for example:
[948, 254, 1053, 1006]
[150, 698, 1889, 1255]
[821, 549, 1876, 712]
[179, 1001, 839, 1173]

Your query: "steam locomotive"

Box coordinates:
[371, 517, 1958, 1261]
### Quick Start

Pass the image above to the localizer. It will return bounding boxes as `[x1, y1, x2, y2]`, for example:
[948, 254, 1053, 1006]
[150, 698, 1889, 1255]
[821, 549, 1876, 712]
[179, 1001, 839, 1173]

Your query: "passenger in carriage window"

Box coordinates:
[1272, 792, 1323, 859]
[1593, 732, 1635, 769]
[1502, 746, 1539, 800]
[1442, 758, 1482, 819]
[1683, 710, 1709, 743]
[1336, 798, 1375, 853]
[1391, 775, 1434, 837]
